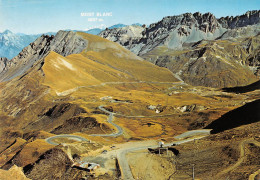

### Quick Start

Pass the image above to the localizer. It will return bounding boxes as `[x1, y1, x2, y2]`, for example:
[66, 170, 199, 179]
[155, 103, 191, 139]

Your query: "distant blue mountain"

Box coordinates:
[78, 23, 141, 34]
[65, 24, 127, 35]
[131, 23, 143, 26]
[64, 28, 102, 35]
[106, 23, 142, 30]
[0, 30, 57, 59]
[0, 30, 38, 59]
[83, 23, 142, 34]
[108, 24, 127, 29]
[84, 28, 103, 35]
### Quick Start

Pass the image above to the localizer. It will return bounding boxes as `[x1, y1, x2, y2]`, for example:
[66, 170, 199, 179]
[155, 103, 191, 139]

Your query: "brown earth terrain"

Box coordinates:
[0, 29, 259, 179]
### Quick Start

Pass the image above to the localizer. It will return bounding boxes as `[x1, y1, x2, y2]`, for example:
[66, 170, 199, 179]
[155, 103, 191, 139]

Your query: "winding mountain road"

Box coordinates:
[90, 105, 123, 137]
[89, 105, 211, 179]
[45, 100, 211, 180]
[45, 134, 89, 145]
[45, 80, 214, 180]
[45, 104, 123, 145]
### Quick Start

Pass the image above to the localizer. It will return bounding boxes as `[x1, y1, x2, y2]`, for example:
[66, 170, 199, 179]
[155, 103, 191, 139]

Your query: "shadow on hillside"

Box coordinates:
[205, 99, 260, 134]
[222, 80, 260, 93]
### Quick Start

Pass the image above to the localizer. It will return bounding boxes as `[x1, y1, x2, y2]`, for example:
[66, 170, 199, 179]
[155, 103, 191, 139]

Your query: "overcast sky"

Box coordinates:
[0, 0, 259, 34]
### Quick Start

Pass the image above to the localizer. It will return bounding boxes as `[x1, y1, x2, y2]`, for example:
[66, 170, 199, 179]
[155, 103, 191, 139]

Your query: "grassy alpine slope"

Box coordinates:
[0, 31, 259, 179]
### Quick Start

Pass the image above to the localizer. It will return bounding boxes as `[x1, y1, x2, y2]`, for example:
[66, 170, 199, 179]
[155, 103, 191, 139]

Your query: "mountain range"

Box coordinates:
[1, 11, 259, 88]
[99, 10, 260, 55]
[0, 31, 56, 60]
[0, 30, 39, 60]
[99, 10, 260, 87]
[0, 10, 259, 180]
[0, 24, 142, 60]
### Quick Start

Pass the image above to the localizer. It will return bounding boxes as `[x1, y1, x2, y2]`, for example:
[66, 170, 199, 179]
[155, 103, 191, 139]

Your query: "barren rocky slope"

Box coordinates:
[218, 10, 260, 29]
[99, 10, 260, 88]
[99, 10, 260, 55]
[143, 34, 260, 87]
[98, 25, 145, 48]
[217, 24, 260, 40]
[0, 31, 87, 82]
[0, 57, 8, 72]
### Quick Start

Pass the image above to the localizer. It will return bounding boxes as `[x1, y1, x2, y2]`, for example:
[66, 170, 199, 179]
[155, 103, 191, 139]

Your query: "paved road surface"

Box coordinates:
[174, 129, 212, 140]
[45, 134, 89, 145]
[45, 102, 210, 180]
[117, 136, 208, 180]
[90, 105, 123, 137]
[45, 99, 212, 179]
[45, 80, 215, 179]
[45, 105, 123, 145]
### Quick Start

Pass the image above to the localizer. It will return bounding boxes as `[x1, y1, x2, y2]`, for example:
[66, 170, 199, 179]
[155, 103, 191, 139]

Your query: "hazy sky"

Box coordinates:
[0, 0, 259, 34]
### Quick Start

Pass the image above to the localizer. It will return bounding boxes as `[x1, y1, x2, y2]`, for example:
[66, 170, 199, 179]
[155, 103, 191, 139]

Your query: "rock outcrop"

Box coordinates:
[135, 12, 226, 55]
[99, 25, 144, 50]
[99, 10, 259, 55]
[0, 31, 88, 82]
[100, 12, 227, 55]
[217, 24, 260, 40]
[218, 10, 260, 29]
[0, 57, 8, 73]
[143, 34, 260, 88]
[99, 10, 260, 88]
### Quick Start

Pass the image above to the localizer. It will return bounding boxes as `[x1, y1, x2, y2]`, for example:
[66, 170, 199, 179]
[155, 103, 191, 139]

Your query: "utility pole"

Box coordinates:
[192, 164, 195, 180]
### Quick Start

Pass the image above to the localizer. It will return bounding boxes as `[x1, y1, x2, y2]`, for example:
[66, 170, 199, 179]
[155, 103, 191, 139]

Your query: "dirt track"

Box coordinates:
[217, 138, 260, 178]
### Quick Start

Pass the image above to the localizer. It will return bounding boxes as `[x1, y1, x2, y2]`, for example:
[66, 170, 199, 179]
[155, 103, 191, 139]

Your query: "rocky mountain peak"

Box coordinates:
[144, 12, 219, 36]
[99, 25, 145, 49]
[0, 30, 16, 42]
[245, 10, 260, 17]
[105, 12, 225, 55]
[12, 30, 87, 63]
[218, 10, 260, 29]
[193, 12, 219, 33]
[0, 30, 88, 82]
[99, 10, 259, 55]
[2, 30, 13, 35]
